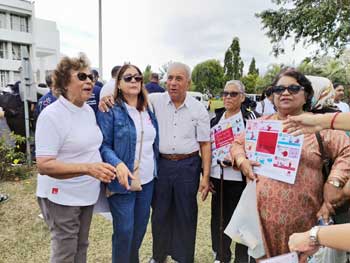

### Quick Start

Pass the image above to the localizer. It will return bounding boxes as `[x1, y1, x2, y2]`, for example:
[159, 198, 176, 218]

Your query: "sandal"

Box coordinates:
[0, 194, 9, 203]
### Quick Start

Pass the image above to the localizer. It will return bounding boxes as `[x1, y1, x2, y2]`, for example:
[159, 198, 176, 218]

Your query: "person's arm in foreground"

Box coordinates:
[289, 223, 350, 252]
[199, 141, 211, 201]
[283, 112, 350, 136]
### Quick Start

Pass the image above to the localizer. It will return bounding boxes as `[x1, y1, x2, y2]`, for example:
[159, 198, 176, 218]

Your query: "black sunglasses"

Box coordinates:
[272, 85, 304, 95]
[122, 74, 143, 83]
[76, 72, 94, 82]
[221, 91, 241, 98]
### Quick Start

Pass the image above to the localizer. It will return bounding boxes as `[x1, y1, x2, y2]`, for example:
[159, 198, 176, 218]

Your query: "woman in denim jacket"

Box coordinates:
[97, 64, 159, 263]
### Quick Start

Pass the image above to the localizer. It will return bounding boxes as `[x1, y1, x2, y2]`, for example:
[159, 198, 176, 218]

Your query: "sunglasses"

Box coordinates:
[272, 85, 304, 95]
[221, 91, 241, 98]
[122, 74, 143, 83]
[76, 72, 94, 82]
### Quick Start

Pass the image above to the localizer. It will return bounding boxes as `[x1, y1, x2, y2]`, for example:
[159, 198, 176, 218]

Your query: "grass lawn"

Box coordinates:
[0, 176, 218, 263]
[209, 100, 223, 112]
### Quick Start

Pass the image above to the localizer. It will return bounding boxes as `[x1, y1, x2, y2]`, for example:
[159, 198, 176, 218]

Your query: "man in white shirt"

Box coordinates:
[334, 83, 350, 112]
[255, 86, 276, 116]
[99, 65, 121, 99]
[149, 62, 211, 263]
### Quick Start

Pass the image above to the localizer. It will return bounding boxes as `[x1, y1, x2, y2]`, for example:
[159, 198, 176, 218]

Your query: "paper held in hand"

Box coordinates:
[245, 120, 304, 184]
[210, 113, 245, 166]
[260, 252, 298, 263]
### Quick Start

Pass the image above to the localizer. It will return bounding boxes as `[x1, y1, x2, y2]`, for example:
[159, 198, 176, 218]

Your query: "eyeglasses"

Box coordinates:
[221, 91, 241, 98]
[272, 85, 304, 95]
[122, 74, 143, 83]
[76, 72, 94, 82]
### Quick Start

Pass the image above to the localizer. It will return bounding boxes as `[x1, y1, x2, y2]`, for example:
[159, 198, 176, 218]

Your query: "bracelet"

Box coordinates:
[235, 156, 246, 168]
[330, 112, 340, 129]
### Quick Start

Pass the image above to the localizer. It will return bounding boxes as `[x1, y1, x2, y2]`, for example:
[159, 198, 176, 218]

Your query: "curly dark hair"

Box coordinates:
[271, 69, 314, 111]
[114, 64, 148, 112]
[52, 53, 90, 98]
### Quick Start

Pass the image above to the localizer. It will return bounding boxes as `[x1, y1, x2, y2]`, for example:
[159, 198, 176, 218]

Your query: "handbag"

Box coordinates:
[129, 112, 144, 191]
[315, 132, 350, 224]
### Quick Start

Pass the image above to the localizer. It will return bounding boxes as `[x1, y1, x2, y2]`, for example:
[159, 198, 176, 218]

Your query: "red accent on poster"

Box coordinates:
[256, 131, 278, 154]
[214, 128, 234, 148]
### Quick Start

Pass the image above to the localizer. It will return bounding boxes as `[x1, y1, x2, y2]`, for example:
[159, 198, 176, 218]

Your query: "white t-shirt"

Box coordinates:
[255, 98, 275, 116]
[334, 101, 350, 112]
[125, 104, 156, 185]
[210, 111, 243, 181]
[35, 96, 102, 206]
[100, 79, 115, 98]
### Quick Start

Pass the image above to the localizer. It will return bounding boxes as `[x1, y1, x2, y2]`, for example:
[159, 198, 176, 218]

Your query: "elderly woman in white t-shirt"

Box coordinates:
[35, 53, 116, 263]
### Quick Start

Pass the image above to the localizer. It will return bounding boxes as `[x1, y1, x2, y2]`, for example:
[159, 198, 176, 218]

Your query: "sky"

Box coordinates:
[34, 0, 315, 80]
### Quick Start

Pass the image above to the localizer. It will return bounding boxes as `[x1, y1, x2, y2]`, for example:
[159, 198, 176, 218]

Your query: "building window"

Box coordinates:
[12, 43, 21, 60]
[0, 70, 9, 88]
[10, 14, 29, 32]
[0, 12, 5, 29]
[0, 41, 7, 59]
[14, 71, 21, 82]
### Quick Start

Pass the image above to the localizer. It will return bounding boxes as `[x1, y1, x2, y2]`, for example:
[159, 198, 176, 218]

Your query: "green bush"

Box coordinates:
[0, 133, 32, 180]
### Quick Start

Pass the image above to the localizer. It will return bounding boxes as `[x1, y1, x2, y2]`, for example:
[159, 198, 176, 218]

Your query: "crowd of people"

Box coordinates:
[1, 52, 350, 263]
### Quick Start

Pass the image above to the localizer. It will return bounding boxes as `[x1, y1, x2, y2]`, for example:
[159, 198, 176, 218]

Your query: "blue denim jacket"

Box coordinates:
[97, 102, 159, 194]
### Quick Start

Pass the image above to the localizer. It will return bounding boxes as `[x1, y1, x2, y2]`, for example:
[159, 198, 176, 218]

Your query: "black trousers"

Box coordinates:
[210, 177, 249, 263]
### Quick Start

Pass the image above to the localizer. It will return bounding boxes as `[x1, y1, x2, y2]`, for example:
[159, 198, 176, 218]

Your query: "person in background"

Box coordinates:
[87, 69, 103, 113]
[149, 62, 211, 263]
[210, 80, 259, 263]
[35, 53, 116, 263]
[230, 69, 350, 261]
[333, 83, 349, 112]
[35, 73, 58, 117]
[145, 73, 165, 94]
[91, 69, 104, 88]
[99, 65, 121, 106]
[255, 86, 275, 115]
[97, 64, 159, 263]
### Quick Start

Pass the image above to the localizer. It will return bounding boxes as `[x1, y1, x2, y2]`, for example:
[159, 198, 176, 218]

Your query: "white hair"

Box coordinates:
[224, 80, 245, 93]
[168, 62, 192, 80]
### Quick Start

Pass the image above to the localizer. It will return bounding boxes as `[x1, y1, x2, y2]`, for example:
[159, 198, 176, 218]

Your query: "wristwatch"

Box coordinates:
[309, 226, 320, 245]
[327, 179, 343, 188]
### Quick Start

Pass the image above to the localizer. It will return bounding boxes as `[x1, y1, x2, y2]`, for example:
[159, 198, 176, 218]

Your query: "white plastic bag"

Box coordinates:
[224, 180, 265, 259]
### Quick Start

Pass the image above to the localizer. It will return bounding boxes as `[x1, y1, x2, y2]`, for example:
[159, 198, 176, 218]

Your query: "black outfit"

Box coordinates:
[210, 106, 259, 263]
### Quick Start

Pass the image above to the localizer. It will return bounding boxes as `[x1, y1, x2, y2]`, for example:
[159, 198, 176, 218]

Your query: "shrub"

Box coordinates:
[0, 133, 32, 180]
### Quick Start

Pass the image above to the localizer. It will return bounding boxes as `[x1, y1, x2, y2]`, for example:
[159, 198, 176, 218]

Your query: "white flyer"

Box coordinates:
[210, 113, 245, 166]
[245, 120, 304, 184]
[260, 252, 299, 263]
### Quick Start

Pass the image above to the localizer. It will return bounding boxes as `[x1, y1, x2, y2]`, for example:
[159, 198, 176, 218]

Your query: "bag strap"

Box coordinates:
[137, 111, 144, 161]
[261, 100, 265, 115]
[315, 131, 330, 181]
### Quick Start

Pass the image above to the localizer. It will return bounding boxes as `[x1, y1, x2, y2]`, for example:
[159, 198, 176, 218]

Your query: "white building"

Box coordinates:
[0, 0, 60, 89]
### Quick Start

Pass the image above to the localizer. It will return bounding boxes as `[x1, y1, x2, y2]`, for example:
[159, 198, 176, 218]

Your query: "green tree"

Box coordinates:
[192, 59, 224, 95]
[143, 65, 152, 84]
[248, 57, 259, 75]
[257, 0, 350, 57]
[241, 74, 259, 94]
[223, 37, 244, 81]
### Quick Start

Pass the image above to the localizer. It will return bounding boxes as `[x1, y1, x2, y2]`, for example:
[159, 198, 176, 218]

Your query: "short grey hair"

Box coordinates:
[168, 62, 192, 80]
[224, 80, 245, 93]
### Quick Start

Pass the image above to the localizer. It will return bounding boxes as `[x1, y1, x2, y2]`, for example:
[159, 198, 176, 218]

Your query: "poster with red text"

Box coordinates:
[211, 113, 245, 166]
[245, 120, 303, 184]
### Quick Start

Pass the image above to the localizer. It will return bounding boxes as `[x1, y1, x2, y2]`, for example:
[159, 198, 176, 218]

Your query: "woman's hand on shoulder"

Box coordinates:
[115, 162, 136, 190]
[98, 95, 114, 112]
[86, 162, 116, 183]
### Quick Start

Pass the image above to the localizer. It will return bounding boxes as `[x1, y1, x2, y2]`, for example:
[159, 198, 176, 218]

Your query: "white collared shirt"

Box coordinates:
[256, 98, 276, 115]
[149, 92, 210, 154]
[334, 101, 350, 112]
[35, 96, 102, 206]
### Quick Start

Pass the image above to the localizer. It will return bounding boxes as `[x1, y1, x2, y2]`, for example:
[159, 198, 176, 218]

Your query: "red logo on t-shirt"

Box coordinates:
[52, 188, 59, 194]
